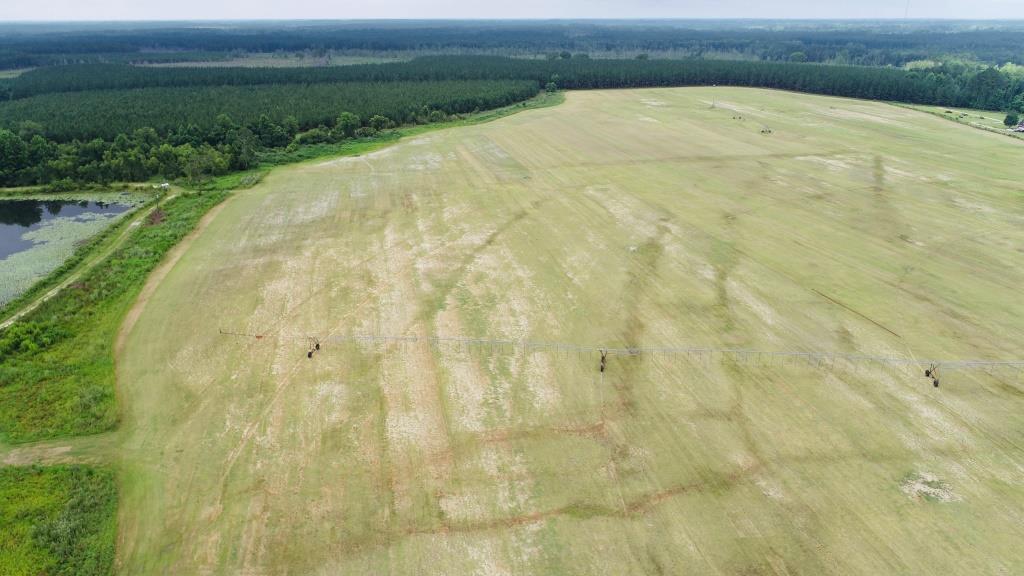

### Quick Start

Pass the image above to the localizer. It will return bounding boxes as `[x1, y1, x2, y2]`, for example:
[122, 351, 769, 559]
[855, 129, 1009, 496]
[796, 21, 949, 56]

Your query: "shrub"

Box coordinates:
[0, 465, 116, 576]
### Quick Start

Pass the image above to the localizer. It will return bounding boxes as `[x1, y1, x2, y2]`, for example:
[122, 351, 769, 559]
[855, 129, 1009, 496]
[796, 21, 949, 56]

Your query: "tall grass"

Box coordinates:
[0, 465, 116, 576]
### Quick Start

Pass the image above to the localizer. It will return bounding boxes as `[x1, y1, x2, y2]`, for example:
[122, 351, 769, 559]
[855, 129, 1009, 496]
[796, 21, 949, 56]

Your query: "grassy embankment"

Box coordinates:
[0, 190, 229, 442]
[0, 194, 156, 326]
[0, 190, 225, 575]
[897, 103, 1024, 140]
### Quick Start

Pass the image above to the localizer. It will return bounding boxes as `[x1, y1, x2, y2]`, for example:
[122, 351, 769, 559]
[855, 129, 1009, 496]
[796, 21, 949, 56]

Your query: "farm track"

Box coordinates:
[115, 198, 228, 356]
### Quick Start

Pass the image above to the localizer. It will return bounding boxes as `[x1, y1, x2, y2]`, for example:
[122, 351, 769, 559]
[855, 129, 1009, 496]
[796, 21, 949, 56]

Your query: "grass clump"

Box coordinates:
[0, 190, 228, 443]
[0, 465, 117, 576]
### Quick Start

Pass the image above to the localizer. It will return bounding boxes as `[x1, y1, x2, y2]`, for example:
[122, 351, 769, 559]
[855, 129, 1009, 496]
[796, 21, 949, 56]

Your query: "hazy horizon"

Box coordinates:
[5, 17, 1024, 23]
[4, 0, 1024, 23]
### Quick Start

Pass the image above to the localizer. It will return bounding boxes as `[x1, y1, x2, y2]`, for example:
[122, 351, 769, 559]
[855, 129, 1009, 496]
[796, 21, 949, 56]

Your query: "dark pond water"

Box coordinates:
[0, 199, 133, 259]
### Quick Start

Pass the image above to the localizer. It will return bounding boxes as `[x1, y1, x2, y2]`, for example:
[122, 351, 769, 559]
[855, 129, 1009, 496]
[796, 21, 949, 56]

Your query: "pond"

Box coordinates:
[0, 194, 145, 307]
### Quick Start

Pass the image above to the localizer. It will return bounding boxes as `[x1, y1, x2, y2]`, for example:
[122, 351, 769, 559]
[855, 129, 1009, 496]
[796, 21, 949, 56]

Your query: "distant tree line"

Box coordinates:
[0, 78, 538, 140]
[8, 56, 1022, 113]
[3, 22, 1024, 69]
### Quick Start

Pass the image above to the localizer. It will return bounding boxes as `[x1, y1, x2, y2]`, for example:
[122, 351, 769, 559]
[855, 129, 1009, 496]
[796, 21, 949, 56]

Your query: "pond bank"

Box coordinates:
[0, 192, 149, 307]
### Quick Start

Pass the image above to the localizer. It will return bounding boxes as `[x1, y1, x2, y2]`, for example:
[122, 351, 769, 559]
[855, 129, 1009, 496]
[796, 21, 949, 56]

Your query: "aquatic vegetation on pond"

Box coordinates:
[0, 194, 144, 306]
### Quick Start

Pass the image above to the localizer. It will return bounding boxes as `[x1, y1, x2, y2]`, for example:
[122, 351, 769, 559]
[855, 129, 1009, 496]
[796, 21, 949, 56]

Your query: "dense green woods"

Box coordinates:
[0, 78, 538, 186]
[8, 56, 1024, 112]
[7, 61, 517, 98]
[0, 79, 539, 140]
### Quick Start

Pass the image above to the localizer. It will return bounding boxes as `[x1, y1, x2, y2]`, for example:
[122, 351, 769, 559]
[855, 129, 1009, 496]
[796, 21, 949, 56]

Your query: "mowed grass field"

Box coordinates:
[104, 88, 1024, 574]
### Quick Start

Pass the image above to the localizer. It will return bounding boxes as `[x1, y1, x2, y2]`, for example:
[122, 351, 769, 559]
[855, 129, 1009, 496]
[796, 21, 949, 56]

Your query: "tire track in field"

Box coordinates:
[179, 290, 379, 564]
[242, 202, 540, 342]
[325, 433, 990, 562]
[212, 290, 378, 511]
[115, 196, 227, 356]
[415, 204, 538, 325]
[206, 200, 527, 532]
[316, 456, 763, 560]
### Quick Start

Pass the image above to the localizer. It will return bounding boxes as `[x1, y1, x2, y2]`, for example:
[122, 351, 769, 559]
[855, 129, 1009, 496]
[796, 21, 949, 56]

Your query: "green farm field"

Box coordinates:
[9, 87, 1024, 574]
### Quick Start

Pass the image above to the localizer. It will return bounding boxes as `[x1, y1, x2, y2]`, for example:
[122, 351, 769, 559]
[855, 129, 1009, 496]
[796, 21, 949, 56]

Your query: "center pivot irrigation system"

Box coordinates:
[219, 330, 1024, 387]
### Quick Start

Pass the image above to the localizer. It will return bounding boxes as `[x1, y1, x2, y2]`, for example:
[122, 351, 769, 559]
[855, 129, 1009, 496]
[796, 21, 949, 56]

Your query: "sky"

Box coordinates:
[2, 0, 1024, 21]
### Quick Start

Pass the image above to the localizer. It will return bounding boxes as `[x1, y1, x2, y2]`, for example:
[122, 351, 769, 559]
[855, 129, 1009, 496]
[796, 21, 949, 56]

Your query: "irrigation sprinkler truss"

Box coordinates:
[218, 329, 1024, 385]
